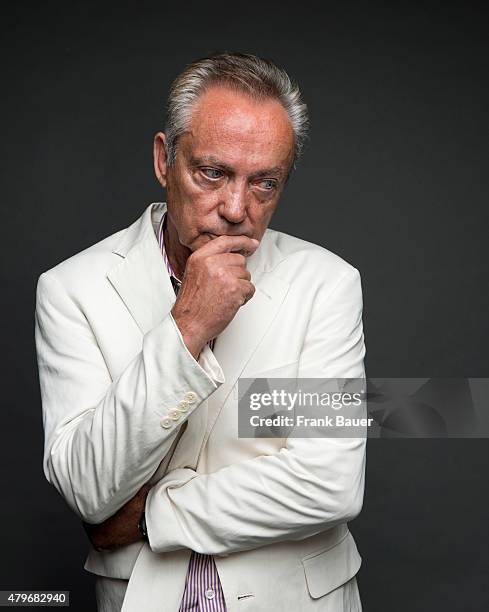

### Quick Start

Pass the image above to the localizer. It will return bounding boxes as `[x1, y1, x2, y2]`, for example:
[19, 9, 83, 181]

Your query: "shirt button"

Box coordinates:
[176, 400, 189, 412]
[204, 588, 215, 600]
[184, 391, 198, 404]
[160, 416, 172, 429]
[169, 409, 181, 420]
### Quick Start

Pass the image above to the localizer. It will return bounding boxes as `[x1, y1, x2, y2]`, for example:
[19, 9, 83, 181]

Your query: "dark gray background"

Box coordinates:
[1, 1, 488, 610]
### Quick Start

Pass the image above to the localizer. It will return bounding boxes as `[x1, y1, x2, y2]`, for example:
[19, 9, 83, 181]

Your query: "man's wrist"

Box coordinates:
[171, 311, 207, 360]
[181, 333, 205, 360]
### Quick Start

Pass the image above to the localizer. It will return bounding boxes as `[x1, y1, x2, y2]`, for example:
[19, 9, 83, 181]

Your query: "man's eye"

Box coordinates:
[201, 168, 223, 180]
[258, 179, 277, 191]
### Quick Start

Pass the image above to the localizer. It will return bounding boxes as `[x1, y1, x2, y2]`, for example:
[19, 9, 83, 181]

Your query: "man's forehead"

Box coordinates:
[183, 86, 294, 156]
[190, 84, 291, 125]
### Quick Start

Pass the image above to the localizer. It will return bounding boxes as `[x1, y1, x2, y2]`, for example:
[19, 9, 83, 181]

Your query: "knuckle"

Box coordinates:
[216, 267, 227, 282]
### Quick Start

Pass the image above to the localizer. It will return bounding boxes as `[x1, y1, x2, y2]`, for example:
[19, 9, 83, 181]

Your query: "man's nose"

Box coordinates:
[219, 182, 248, 224]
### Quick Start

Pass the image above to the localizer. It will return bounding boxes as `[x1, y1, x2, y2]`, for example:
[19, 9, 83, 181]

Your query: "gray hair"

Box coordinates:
[164, 52, 309, 172]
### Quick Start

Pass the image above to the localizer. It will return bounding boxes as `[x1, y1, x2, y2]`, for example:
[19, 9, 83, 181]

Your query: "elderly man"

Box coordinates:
[35, 52, 367, 611]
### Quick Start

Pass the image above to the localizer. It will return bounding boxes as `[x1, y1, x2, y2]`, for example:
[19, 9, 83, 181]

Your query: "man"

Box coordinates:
[35, 52, 367, 611]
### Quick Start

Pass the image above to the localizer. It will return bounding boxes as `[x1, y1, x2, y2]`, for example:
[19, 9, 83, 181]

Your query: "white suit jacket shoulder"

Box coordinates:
[264, 226, 362, 298]
[270, 226, 357, 268]
[37, 226, 126, 294]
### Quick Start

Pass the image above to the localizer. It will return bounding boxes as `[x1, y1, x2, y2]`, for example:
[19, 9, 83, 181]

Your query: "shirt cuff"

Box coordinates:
[198, 343, 225, 384]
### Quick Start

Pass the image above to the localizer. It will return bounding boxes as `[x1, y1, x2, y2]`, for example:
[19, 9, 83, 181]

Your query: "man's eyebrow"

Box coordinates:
[190, 156, 286, 179]
[249, 166, 285, 179]
[190, 156, 233, 173]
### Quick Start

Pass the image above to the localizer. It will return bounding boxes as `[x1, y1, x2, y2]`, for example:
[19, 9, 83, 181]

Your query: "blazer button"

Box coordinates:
[184, 391, 198, 404]
[169, 409, 181, 421]
[177, 401, 189, 412]
[160, 416, 172, 429]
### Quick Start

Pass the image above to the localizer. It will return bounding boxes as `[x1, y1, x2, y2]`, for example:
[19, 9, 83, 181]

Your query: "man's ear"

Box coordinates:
[153, 132, 168, 188]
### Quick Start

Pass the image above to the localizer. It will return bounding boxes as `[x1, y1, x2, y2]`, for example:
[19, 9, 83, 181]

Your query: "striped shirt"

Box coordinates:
[157, 212, 226, 611]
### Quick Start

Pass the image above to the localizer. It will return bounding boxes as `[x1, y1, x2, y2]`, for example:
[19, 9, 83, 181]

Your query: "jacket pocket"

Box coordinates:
[301, 531, 362, 599]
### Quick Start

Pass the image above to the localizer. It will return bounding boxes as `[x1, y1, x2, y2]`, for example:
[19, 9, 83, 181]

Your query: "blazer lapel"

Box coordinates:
[106, 202, 176, 335]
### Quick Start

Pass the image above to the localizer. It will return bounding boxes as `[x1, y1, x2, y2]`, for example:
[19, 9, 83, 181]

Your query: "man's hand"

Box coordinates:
[82, 483, 152, 552]
[172, 235, 259, 359]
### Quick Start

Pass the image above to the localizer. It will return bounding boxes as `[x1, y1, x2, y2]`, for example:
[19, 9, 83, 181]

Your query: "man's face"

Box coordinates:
[154, 85, 295, 252]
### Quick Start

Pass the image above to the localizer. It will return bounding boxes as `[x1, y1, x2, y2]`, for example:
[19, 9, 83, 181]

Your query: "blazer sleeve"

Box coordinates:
[145, 267, 367, 556]
[34, 271, 224, 524]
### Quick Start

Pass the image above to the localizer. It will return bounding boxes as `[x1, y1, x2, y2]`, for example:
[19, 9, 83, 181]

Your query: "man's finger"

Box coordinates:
[208, 253, 248, 268]
[234, 268, 252, 281]
[199, 235, 260, 257]
[238, 280, 256, 304]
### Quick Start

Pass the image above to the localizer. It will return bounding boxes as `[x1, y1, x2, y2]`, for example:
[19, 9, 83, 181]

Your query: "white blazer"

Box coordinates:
[35, 202, 367, 611]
